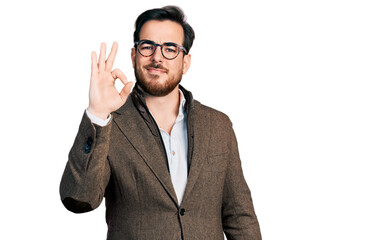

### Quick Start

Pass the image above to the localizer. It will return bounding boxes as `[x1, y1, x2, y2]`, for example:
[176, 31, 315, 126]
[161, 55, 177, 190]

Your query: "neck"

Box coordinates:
[145, 85, 181, 134]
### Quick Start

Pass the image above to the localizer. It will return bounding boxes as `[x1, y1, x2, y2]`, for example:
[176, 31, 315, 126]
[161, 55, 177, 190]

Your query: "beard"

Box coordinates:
[135, 62, 183, 97]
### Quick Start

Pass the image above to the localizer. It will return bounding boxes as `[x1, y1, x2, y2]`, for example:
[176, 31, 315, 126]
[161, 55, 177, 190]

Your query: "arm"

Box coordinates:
[59, 42, 133, 213]
[59, 112, 112, 213]
[222, 121, 262, 240]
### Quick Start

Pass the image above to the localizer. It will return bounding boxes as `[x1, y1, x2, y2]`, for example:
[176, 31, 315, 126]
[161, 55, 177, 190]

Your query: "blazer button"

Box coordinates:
[180, 208, 186, 216]
[84, 137, 93, 154]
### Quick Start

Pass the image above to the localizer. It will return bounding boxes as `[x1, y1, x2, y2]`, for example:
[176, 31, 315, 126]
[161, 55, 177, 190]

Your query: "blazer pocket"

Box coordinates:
[206, 151, 229, 172]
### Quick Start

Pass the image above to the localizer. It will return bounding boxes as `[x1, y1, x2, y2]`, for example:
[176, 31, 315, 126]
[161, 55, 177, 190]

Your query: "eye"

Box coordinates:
[165, 47, 177, 53]
[138, 40, 155, 51]
[141, 45, 153, 50]
[163, 43, 178, 53]
[140, 43, 154, 49]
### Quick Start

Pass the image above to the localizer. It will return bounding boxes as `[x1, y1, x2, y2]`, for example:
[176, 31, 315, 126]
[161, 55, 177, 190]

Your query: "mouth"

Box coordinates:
[147, 67, 167, 74]
[145, 64, 168, 75]
[146, 67, 167, 74]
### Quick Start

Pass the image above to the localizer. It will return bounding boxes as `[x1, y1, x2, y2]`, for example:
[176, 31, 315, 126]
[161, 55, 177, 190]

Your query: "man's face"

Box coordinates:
[132, 20, 191, 96]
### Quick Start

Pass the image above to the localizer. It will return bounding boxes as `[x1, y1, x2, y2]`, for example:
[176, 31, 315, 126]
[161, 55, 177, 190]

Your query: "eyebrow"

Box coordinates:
[140, 39, 180, 46]
[140, 39, 154, 44]
[164, 42, 179, 46]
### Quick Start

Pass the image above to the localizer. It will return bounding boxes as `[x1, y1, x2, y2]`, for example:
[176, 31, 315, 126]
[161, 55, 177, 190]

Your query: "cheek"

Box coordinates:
[135, 58, 146, 71]
[169, 61, 184, 74]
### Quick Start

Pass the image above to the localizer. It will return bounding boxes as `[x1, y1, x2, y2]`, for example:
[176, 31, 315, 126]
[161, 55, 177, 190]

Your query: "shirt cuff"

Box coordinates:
[85, 109, 111, 127]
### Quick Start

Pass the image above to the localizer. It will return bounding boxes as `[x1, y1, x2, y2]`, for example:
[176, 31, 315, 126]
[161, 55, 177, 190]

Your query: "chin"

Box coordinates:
[137, 78, 181, 97]
[135, 67, 182, 97]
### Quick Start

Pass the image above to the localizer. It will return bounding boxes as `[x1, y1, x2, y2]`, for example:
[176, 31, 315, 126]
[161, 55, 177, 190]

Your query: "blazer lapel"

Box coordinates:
[181, 103, 210, 204]
[113, 100, 179, 207]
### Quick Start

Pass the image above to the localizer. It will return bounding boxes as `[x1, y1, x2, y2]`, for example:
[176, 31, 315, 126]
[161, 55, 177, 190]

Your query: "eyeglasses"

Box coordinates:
[134, 39, 187, 60]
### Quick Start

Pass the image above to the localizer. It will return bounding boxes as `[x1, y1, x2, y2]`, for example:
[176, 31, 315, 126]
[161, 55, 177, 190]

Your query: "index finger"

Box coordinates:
[105, 42, 118, 71]
[98, 42, 106, 71]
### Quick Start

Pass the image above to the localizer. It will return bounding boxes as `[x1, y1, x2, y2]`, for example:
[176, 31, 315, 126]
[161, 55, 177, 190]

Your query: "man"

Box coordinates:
[60, 6, 261, 240]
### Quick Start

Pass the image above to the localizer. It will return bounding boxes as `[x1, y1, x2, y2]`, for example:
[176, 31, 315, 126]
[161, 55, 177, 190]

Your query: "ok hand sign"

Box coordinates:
[88, 42, 134, 120]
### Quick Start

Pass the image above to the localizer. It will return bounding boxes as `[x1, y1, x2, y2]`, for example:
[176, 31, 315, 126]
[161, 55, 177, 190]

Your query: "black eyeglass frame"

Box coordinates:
[134, 39, 187, 60]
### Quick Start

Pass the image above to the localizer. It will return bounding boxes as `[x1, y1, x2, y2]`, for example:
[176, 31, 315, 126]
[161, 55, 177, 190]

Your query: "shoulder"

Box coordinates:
[193, 100, 232, 128]
[192, 100, 236, 156]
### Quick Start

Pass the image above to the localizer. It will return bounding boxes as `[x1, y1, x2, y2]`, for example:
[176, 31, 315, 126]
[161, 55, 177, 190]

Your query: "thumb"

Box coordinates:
[119, 81, 134, 102]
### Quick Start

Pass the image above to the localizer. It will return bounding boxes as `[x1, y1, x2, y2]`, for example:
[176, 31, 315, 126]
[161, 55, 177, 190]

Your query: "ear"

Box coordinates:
[131, 48, 136, 68]
[182, 54, 191, 74]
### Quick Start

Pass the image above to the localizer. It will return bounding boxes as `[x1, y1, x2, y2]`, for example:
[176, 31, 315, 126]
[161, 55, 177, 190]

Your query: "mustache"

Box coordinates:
[145, 63, 168, 72]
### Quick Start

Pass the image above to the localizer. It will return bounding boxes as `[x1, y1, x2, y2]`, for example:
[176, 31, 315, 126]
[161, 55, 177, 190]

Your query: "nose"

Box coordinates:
[151, 45, 164, 63]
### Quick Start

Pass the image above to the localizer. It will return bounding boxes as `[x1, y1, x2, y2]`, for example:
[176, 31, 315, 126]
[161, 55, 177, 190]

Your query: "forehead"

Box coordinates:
[139, 20, 184, 45]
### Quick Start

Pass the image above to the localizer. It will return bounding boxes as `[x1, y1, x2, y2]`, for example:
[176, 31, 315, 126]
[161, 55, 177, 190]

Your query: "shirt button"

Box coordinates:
[180, 208, 186, 216]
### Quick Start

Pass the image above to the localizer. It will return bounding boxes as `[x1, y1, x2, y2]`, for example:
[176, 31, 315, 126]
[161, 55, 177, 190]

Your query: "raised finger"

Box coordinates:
[98, 42, 106, 71]
[90, 51, 98, 82]
[91, 51, 98, 71]
[105, 42, 118, 71]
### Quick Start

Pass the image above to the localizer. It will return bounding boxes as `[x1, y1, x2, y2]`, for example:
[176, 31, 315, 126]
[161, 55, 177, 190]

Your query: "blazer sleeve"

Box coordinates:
[222, 119, 262, 240]
[59, 111, 112, 213]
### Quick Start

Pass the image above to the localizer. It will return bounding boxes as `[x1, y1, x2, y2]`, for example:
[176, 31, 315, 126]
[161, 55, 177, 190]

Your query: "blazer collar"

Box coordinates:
[113, 97, 179, 206]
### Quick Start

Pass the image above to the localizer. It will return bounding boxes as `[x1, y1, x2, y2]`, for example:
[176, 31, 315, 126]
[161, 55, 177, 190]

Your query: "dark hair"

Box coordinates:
[133, 6, 195, 54]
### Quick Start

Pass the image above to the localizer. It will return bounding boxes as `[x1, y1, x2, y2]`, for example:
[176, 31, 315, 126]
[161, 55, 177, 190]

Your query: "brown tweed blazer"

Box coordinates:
[60, 85, 261, 240]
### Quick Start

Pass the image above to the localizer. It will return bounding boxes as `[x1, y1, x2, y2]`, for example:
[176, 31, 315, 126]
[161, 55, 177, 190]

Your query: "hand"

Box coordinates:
[88, 42, 134, 120]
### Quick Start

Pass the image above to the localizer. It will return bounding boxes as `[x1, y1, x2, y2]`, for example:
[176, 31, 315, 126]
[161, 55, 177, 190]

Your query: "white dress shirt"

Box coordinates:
[154, 92, 188, 205]
[86, 90, 188, 206]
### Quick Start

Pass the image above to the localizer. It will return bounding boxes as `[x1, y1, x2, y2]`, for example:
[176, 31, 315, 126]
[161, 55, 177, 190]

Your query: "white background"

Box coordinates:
[1, 0, 375, 239]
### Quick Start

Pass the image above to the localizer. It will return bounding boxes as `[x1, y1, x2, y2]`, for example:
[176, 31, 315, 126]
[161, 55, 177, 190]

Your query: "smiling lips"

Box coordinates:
[145, 63, 168, 74]
[147, 67, 167, 74]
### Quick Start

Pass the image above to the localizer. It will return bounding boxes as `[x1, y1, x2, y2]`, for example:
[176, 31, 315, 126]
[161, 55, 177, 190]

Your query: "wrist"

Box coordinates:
[87, 107, 110, 120]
